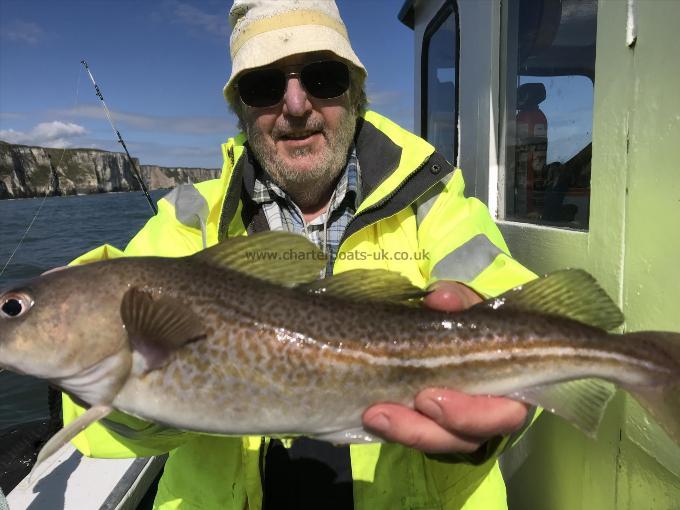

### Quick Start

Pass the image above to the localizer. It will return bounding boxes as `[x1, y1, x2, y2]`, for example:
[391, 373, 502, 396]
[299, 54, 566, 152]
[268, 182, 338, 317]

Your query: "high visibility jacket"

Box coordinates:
[63, 111, 536, 510]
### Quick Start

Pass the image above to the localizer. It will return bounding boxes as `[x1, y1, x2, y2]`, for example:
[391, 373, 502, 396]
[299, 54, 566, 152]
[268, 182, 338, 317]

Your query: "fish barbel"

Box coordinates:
[0, 232, 679, 472]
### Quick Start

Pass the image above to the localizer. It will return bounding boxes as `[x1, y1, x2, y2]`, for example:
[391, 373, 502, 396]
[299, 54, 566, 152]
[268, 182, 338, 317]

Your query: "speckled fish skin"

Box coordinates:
[1, 254, 679, 442]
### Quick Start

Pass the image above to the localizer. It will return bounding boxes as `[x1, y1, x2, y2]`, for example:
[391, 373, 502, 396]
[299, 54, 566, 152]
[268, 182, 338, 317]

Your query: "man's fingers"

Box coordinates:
[415, 389, 529, 438]
[424, 281, 482, 312]
[362, 403, 482, 454]
[362, 391, 529, 455]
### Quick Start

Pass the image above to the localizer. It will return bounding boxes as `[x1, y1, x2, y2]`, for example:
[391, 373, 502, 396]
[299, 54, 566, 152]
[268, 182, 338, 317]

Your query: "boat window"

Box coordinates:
[421, 1, 459, 165]
[501, 0, 597, 229]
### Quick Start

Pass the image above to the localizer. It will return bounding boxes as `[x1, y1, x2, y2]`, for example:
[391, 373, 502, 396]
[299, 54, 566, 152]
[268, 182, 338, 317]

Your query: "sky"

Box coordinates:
[0, 0, 415, 168]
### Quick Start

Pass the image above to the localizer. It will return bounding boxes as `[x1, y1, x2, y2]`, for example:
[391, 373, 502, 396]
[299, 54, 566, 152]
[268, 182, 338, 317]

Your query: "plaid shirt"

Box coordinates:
[250, 146, 361, 276]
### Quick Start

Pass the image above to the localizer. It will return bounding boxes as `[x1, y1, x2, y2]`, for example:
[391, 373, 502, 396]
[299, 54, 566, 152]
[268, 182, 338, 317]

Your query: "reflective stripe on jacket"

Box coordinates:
[62, 111, 536, 510]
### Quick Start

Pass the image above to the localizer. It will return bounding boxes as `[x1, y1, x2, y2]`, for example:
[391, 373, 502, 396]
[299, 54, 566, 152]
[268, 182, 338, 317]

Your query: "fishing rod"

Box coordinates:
[80, 60, 157, 215]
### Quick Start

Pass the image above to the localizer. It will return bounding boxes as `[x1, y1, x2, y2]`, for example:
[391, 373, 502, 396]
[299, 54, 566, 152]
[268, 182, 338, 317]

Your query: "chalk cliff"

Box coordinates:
[0, 141, 220, 199]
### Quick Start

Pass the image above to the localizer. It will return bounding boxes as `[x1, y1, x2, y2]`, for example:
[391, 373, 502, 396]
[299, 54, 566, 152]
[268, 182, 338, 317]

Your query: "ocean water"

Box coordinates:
[0, 190, 167, 430]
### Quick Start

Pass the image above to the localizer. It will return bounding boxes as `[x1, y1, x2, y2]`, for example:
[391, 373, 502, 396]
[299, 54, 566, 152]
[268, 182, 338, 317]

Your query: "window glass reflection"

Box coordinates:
[423, 3, 458, 164]
[504, 0, 597, 229]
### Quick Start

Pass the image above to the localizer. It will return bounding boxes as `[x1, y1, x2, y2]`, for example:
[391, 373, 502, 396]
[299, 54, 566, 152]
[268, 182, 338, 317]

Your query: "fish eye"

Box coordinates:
[0, 292, 33, 319]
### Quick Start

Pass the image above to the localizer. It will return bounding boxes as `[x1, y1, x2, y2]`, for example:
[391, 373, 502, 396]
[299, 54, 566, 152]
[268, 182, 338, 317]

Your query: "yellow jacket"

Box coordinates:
[64, 111, 536, 509]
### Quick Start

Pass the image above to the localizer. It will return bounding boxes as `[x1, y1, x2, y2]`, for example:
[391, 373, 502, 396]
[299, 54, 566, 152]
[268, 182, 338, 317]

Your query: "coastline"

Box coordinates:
[0, 140, 220, 200]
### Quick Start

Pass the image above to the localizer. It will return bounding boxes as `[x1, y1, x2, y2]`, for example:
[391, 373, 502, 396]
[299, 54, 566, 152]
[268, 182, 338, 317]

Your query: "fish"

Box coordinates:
[0, 231, 679, 476]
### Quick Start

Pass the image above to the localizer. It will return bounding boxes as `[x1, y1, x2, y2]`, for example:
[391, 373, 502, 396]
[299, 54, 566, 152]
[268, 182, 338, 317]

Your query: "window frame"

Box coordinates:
[497, 0, 597, 230]
[420, 0, 460, 165]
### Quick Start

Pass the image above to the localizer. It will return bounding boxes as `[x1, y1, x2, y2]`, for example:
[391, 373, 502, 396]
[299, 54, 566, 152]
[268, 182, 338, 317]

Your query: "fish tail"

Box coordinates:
[623, 331, 680, 445]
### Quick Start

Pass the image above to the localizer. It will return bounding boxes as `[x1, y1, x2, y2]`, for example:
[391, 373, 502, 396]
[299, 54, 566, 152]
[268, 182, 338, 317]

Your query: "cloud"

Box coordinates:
[157, 0, 227, 39]
[1, 20, 46, 45]
[367, 89, 404, 107]
[0, 112, 25, 122]
[0, 124, 222, 167]
[0, 121, 87, 148]
[56, 104, 236, 135]
[365, 87, 413, 131]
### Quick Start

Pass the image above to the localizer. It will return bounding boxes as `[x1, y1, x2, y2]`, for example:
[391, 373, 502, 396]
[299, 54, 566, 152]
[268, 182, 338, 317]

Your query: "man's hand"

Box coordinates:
[362, 280, 529, 454]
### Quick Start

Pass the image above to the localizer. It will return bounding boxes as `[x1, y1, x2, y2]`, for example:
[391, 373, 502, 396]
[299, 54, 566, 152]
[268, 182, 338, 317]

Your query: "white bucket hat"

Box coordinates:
[224, 0, 366, 101]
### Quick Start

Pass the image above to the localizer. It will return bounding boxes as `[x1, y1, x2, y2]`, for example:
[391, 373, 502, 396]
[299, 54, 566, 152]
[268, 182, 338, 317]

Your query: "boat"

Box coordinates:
[3, 0, 680, 508]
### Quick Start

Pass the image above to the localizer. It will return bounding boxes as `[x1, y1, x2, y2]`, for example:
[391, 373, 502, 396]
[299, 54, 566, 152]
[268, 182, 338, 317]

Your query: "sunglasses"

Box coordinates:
[236, 60, 350, 108]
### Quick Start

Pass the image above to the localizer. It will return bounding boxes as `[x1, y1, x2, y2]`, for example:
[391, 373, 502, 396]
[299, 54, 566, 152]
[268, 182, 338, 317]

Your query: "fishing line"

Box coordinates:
[80, 60, 157, 215]
[0, 68, 83, 281]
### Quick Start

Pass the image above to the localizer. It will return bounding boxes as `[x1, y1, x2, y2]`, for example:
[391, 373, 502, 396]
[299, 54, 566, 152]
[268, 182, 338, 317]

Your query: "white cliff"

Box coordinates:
[0, 141, 220, 199]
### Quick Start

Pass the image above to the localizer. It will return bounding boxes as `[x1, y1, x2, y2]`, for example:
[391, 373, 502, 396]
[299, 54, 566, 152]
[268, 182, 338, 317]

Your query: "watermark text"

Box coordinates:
[244, 248, 430, 262]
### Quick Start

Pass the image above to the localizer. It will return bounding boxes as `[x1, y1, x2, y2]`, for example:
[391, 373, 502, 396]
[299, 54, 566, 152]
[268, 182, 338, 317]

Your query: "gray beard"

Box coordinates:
[246, 111, 357, 209]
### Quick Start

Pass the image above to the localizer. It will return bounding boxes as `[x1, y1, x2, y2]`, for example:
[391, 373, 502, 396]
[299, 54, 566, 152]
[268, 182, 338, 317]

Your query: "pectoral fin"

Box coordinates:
[121, 288, 206, 371]
[29, 404, 112, 482]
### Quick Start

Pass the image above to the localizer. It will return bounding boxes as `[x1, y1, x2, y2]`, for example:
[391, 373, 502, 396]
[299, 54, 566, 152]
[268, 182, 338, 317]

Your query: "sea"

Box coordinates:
[0, 190, 167, 431]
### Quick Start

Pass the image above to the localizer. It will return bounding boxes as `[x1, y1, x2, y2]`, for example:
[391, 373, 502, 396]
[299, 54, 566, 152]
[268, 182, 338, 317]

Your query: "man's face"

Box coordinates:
[238, 51, 357, 208]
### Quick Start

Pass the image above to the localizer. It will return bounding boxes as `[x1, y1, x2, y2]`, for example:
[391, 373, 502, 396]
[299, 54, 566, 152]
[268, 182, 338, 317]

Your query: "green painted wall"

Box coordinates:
[503, 0, 680, 508]
[616, 0, 680, 506]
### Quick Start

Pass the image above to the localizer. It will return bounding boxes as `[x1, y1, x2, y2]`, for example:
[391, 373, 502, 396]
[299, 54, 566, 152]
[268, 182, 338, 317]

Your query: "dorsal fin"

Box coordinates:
[191, 232, 326, 287]
[481, 269, 624, 330]
[300, 269, 425, 305]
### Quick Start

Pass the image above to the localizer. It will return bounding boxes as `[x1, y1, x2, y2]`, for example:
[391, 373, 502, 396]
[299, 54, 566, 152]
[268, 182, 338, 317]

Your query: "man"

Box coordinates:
[63, 1, 536, 508]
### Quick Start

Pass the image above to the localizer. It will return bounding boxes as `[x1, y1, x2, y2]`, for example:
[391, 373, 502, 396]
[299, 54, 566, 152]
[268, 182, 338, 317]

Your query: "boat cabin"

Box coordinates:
[399, 0, 680, 508]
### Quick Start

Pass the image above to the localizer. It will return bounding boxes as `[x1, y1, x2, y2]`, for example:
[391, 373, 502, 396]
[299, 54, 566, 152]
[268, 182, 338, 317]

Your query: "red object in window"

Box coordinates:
[515, 83, 548, 217]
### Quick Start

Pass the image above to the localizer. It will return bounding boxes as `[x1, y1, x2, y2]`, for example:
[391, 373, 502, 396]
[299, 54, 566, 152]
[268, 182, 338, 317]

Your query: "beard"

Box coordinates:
[245, 108, 357, 209]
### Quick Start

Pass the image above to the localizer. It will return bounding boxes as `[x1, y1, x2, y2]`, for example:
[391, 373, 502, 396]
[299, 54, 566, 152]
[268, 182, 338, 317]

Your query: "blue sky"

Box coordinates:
[0, 0, 414, 168]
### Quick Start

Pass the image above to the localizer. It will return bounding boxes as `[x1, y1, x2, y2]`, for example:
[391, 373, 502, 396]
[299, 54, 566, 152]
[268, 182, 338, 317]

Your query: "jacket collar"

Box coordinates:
[217, 112, 452, 241]
[353, 117, 402, 200]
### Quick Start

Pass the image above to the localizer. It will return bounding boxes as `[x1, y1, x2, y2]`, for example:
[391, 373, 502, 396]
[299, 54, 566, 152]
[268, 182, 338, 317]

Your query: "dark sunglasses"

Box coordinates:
[236, 60, 350, 108]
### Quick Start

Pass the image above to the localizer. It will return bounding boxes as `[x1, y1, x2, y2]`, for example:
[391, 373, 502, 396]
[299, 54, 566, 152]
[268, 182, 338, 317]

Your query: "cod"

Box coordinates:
[0, 232, 679, 472]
